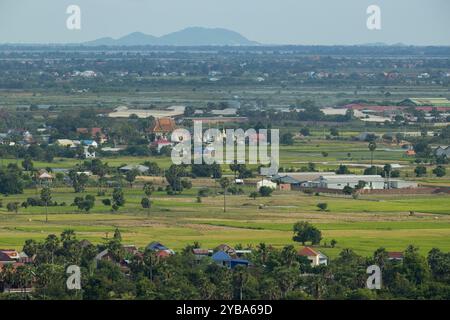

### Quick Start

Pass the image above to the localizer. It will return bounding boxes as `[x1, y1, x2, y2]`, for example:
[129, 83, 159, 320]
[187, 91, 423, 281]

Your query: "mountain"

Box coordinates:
[84, 27, 258, 46]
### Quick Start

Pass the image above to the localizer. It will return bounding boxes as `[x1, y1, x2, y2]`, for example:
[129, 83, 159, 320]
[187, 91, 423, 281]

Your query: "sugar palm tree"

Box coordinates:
[219, 177, 231, 212]
[40, 186, 52, 223]
[368, 142, 377, 166]
[143, 182, 155, 217]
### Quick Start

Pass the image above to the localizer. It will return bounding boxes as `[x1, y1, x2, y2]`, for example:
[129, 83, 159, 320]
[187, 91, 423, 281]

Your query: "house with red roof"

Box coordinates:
[298, 247, 328, 267]
[151, 138, 173, 153]
[387, 252, 404, 261]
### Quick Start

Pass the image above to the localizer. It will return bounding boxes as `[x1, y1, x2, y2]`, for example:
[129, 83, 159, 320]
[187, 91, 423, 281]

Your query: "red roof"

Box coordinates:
[150, 118, 176, 133]
[156, 250, 172, 258]
[388, 252, 404, 259]
[77, 127, 104, 138]
[155, 139, 171, 144]
[0, 250, 20, 259]
[298, 247, 319, 257]
[193, 249, 210, 255]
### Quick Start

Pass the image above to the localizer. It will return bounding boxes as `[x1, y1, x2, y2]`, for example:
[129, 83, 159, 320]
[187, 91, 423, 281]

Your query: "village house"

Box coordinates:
[56, 139, 77, 148]
[387, 252, 404, 261]
[256, 179, 277, 190]
[119, 164, 149, 174]
[435, 146, 450, 158]
[298, 247, 328, 267]
[211, 251, 249, 269]
[151, 138, 173, 153]
[146, 242, 175, 257]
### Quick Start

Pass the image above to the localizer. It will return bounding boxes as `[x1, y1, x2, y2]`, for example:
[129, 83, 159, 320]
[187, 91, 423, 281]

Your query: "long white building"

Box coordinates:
[311, 175, 417, 190]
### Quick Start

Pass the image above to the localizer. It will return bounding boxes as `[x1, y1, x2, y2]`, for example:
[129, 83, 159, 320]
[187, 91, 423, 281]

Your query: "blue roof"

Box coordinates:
[147, 242, 168, 251]
[212, 251, 232, 262]
[82, 140, 95, 145]
[230, 259, 249, 267]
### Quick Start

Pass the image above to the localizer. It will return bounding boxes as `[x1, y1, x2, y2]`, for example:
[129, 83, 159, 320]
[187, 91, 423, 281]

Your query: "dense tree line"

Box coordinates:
[0, 230, 449, 300]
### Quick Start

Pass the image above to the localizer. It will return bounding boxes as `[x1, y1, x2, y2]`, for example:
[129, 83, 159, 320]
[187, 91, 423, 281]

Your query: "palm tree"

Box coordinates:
[219, 177, 231, 212]
[40, 186, 52, 223]
[143, 182, 155, 218]
[368, 142, 377, 166]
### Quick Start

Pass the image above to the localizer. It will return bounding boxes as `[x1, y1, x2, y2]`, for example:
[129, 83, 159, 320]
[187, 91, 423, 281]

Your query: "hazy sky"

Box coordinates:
[0, 0, 449, 45]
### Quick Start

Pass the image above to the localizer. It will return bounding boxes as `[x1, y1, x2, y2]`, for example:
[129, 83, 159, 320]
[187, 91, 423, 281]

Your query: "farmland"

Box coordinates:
[1, 185, 449, 258]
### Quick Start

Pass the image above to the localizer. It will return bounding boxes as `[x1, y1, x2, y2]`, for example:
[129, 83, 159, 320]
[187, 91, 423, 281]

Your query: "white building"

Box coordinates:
[315, 175, 386, 190]
[313, 174, 417, 190]
[298, 247, 328, 267]
[257, 179, 277, 190]
[435, 146, 450, 158]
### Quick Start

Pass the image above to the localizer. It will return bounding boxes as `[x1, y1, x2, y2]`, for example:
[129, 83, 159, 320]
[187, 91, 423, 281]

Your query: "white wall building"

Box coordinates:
[315, 175, 387, 190]
[257, 179, 277, 190]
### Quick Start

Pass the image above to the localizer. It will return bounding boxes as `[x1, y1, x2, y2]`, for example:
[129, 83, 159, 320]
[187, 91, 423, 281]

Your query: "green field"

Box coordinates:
[1, 186, 449, 258]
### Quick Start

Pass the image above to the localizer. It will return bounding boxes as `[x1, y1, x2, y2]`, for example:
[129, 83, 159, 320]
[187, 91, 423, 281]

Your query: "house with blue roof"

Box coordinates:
[212, 251, 249, 269]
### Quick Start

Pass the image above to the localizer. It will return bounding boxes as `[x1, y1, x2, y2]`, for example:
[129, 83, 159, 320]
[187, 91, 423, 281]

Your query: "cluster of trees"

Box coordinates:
[0, 164, 24, 195]
[1, 229, 449, 300]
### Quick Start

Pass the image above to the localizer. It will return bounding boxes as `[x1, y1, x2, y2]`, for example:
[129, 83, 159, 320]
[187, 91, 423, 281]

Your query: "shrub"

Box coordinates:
[259, 186, 273, 197]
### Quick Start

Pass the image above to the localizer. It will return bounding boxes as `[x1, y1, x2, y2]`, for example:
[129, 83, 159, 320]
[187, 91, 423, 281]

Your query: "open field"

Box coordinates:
[1, 187, 449, 258]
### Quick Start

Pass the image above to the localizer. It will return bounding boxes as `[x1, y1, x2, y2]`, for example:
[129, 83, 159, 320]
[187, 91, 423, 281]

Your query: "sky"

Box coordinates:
[0, 0, 449, 45]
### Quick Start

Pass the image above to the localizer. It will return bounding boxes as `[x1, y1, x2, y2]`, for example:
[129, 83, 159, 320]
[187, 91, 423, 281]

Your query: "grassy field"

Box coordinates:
[1, 186, 449, 258]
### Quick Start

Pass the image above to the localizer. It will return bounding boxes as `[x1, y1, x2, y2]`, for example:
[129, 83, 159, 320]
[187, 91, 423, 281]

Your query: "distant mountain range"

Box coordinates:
[84, 27, 259, 46]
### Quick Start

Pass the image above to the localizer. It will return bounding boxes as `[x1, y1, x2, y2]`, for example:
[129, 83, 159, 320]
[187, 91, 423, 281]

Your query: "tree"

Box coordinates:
[258, 186, 273, 197]
[219, 177, 231, 212]
[125, 169, 139, 188]
[336, 164, 350, 175]
[0, 167, 24, 195]
[141, 198, 151, 215]
[21, 156, 34, 171]
[165, 165, 186, 194]
[69, 170, 88, 193]
[432, 166, 446, 177]
[142, 182, 155, 217]
[415, 165, 427, 177]
[6, 202, 19, 214]
[249, 192, 259, 200]
[40, 186, 52, 223]
[229, 162, 239, 180]
[300, 127, 311, 136]
[113, 228, 122, 242]
[403, 245, 430, 285]
[368, 142, 377, 166]
[330, 239, 337, 248]
[112, 188, 125, 211]
[211, 162, 222, 179]
[280, 133, 294, 145]
[75, 195, 95, 213]
[317, 203, 328, 211]
[340, 185, 355, 196]
[143, 162, 161, 176]
[330, 127, 339, 137]
[292, 221, 322, 245]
